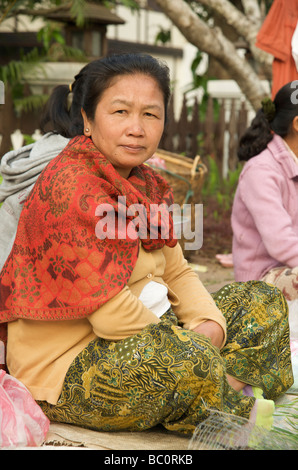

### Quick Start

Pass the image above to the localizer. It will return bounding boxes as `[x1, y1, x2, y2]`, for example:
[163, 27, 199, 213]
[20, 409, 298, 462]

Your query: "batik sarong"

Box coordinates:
[262, 266, 298, 300]
[38, 281, 293, 435]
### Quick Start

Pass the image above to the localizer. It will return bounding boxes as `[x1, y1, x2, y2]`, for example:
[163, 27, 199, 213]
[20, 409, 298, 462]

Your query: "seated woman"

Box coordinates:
[232, 82, 298, 301]
[0, 54, 293, 435]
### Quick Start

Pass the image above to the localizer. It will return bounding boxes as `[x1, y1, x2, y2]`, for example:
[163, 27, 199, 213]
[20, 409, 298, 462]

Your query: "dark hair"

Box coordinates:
[238, 81, 298, 161]
[40, 53, 171, 138]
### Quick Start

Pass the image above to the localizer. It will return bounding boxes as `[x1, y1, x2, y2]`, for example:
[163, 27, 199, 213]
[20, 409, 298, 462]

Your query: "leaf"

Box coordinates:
[0, 48, 46, 86]
[70, 0, 86, 27]
[14, 94, 49, 114]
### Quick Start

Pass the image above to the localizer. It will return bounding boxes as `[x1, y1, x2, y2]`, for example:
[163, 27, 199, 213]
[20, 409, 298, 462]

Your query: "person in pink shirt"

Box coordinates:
[232, 81, 298, 300]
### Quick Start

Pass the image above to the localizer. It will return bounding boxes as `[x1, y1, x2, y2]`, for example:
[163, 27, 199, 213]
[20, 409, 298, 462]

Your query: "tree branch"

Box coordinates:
[0, 0, 19, 25]
[241, 0, 262, 22]
[196, 0, 271, 69]
[199, 0, 258, 35]
[151, 0, 268, 109]
[8, 2, 73, 21]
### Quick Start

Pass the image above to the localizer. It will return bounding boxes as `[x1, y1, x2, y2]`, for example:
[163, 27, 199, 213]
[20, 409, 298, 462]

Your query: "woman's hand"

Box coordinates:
[192, 320, 225, 349]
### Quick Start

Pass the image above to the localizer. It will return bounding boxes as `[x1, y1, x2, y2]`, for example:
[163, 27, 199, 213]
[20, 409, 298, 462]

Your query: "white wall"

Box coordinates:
[0, 14, 44, 32]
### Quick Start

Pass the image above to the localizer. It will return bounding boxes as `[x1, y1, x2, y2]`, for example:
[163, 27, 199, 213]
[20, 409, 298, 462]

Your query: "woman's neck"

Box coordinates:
[283, 135, 298, 158]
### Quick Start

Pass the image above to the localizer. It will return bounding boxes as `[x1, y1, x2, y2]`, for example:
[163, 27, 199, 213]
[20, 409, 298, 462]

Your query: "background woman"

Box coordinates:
[232, 82, 298, 301]
[0, 54, 293, 436]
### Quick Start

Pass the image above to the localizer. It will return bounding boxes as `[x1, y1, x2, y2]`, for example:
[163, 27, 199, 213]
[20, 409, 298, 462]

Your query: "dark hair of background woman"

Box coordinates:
[40, 53, 171, 138]
[238, 81, 298, 161]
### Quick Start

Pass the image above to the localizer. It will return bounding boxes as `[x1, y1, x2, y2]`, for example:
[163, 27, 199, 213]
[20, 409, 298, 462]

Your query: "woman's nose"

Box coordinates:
[126, 117, 145, 136]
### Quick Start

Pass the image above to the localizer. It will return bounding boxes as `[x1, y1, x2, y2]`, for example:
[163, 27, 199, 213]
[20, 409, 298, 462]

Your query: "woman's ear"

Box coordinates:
[81, 108, 92, 136]
[292, 116, 298, 134]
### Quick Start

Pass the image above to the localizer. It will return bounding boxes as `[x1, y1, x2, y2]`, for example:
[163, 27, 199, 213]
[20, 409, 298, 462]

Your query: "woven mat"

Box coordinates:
[43, 423, 190, 450]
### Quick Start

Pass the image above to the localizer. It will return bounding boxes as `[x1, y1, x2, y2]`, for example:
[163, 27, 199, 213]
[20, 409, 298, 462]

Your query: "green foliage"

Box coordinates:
[14, 94, 49, 114]
[37, 23, 66, 50]
[1, 50, 46, 114]
[191, 50, 207, 90]
[0, 47, 45, 85]
[252, 398, 298, 450]
[0, 46, 48, 114]
[69, 0, 86, 27]
[202, 156, 243, 213]
[0, 6, 86, 115]
[155, 27, 171, 45]
[186, 50, 220, 120]
[22, 134, 36, 145]
[261, 0, 274, 13]
[104, 0, 139, 10]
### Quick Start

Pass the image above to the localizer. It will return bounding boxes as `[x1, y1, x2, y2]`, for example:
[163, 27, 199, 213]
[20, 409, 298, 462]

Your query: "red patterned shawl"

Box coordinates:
[0, 135, 177, 325]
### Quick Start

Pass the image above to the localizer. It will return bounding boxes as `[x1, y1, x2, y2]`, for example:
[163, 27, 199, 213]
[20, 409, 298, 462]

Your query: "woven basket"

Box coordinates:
[148, 149, 207, 257]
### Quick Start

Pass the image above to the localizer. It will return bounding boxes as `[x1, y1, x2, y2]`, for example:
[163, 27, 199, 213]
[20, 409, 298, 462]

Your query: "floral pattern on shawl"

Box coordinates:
[0, 135, 177, 323]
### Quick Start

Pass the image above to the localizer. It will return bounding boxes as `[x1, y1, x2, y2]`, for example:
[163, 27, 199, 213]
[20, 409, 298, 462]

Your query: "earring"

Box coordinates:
[85, 128, 89, 132]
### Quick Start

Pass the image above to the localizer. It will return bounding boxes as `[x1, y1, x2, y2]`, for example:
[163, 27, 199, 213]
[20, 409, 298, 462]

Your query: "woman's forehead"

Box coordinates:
[99, 73, 165, 103]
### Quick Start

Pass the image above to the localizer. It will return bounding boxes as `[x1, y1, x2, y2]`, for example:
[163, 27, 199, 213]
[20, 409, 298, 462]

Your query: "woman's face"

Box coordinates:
[82, 73, 165, 178]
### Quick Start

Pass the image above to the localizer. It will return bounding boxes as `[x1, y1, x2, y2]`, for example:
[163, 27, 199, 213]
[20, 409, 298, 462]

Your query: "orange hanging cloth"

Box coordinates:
[256, 0, 298, 98]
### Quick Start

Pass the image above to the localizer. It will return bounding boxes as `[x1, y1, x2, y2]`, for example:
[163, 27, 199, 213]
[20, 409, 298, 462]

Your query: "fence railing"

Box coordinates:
[160, 95, 250, 177]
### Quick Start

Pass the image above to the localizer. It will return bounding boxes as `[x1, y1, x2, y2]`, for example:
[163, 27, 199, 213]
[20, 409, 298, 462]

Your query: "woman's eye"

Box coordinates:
[115, 109, 126, 114]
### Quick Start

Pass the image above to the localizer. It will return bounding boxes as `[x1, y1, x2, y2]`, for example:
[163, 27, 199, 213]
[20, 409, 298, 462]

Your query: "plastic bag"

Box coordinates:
[0, 369, 50, 448]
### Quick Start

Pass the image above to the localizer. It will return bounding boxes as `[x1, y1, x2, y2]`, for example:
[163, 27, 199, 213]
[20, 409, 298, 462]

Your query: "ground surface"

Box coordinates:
[187, 253, 235, 292]
[186, 197, 235, 292]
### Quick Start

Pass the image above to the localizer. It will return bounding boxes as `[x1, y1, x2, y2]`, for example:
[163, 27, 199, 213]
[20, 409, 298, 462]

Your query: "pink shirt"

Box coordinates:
[232, 134, 298, 281]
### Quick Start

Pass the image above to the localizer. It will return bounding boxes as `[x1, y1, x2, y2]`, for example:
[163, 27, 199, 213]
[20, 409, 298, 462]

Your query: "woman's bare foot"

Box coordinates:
[227, 374, 246, 392]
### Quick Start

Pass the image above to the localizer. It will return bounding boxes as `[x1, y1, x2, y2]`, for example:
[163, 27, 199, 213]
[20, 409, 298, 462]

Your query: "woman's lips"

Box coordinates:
[121, 145, 145, 152]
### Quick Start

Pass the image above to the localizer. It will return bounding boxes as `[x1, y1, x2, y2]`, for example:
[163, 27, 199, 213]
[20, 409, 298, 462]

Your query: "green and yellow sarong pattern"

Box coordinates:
[39, 281, 293, 435]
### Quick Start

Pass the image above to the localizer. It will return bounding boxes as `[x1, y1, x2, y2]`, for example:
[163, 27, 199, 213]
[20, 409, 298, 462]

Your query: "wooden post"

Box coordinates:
[203, 96, 214, 157]
[214, 99, 225, 176]
[188, 97, 200, 158]
[177, 95, 188, 154]
[227, 99, 238, 171]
